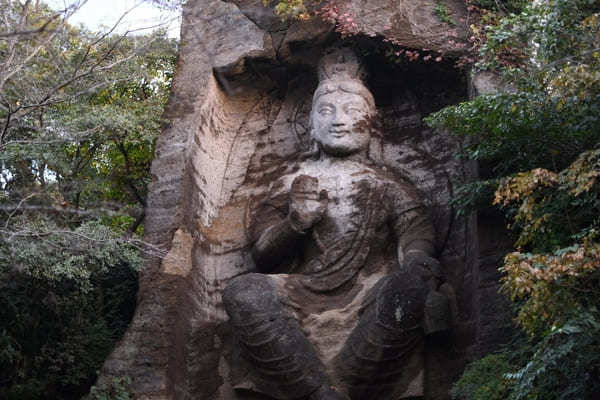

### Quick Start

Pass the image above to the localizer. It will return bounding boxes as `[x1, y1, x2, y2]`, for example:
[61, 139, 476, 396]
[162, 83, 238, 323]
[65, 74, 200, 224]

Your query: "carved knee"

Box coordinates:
[375, 272, 427, 332]
[222, 273, 280, 326]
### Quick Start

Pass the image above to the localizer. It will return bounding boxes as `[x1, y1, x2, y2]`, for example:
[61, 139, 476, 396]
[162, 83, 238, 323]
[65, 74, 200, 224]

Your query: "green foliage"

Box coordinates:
[453, 315, 600, 400]
[471, 0, 528, 14]
[435, 1, 456, 26]
[89, 376, 134, 400]
[430, 1, 600, 399]
[502, 243, 600, 335]
[490, 147, 600, 336]
[1, 220, 143, 287]
[426, 91, 600, 176]
[450, 179, 498, 216]
[260, 1, 362, 38]
[506, 313, 600, 400]
[0, 221, 141, 399]
[263, 0, 311, 20]
[492, 150, 600, 253]
[427, 0, 600, 204]
[0, 1, 176, 399]
[451, 353, 512, 400]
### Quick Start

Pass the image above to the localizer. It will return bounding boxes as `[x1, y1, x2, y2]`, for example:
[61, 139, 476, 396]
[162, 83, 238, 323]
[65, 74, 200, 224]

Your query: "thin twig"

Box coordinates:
[0, 227, 167, 259]
[0, 12, 61, 38]
[0, 204, 137, 218]
[3, 192, 39, 229]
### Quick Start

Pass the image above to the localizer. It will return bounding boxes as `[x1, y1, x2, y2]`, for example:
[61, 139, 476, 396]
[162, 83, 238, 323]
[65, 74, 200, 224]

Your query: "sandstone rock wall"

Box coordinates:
[98, 1, 511, 399]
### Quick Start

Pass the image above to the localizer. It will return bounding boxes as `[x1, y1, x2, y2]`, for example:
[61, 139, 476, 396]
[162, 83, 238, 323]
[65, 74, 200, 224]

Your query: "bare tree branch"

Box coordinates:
[0, 11, 60, 37]
[0, 203, 138, 218]
[3, 192, 39, 229]
[0, 1, 73, 93]
[0, 227, 167, 259]
[0, 0, 32, 92]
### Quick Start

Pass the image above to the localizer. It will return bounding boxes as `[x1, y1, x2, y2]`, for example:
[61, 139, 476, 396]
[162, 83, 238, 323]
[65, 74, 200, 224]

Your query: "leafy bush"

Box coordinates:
[88, 376, 134, 400]
[505, 313, 600, 400]
[435, 1, 456, 26]
[429, 1, 600, 399]
[0, 3, 175, 398]
[471, 0, 528, 14]
[263, 0, 310, 19]
[0, 221, 141, 400]
[453, 314, 600, 400]
[451, 353, 512, 400]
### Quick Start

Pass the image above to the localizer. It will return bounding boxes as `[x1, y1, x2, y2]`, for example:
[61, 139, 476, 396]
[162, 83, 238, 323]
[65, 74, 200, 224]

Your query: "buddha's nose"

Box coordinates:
[332, 113, 350, 127]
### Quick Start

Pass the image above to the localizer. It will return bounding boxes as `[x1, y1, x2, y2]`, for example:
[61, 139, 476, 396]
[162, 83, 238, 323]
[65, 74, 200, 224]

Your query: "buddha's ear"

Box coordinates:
[308, 138, 320, 158]
[368, 136, 383, 164]
[308, 118, 317, 146]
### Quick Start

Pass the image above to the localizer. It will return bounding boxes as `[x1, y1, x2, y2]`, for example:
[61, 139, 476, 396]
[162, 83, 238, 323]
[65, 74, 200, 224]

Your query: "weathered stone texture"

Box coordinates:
[346, 0, 468, 54]
[98, 1, 512, 399]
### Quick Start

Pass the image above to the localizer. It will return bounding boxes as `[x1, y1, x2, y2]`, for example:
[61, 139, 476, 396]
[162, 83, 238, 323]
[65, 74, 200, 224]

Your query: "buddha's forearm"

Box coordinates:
[251, 218, 304, 273]
[402, 239, 435, 256]
[396, 210, 436, 257]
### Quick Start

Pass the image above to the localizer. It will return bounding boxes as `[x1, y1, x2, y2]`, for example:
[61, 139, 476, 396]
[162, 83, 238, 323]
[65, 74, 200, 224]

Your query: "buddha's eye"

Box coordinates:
[319, 106, 334, 116]
[344, 103, 363, 114]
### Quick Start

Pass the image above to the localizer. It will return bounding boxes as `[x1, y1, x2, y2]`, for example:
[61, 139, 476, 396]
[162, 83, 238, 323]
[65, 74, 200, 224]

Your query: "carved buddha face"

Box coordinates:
[310, 81, 375, 157]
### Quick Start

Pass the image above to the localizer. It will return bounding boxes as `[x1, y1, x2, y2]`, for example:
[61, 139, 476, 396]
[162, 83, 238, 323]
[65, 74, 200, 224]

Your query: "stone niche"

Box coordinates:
[98, 0, 511, 399]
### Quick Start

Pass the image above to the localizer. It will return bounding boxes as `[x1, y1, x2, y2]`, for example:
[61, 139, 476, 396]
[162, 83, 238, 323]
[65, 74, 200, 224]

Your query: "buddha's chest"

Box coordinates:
[283, 166, 388, 239]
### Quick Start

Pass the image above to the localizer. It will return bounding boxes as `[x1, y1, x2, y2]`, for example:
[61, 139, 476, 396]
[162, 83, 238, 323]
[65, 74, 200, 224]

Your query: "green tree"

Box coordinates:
[0, 1, 177, 398]
[426, 1, 600, 399]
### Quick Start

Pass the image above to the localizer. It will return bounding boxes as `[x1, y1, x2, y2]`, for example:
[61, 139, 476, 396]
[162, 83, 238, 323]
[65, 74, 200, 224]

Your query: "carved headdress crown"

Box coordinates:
[314, 47, 375, 110]
[318, 47, 366, 82]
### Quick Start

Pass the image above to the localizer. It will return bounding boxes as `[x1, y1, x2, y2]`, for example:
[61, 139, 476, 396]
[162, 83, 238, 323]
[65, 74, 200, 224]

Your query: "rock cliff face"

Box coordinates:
[98, 1, 511, 399]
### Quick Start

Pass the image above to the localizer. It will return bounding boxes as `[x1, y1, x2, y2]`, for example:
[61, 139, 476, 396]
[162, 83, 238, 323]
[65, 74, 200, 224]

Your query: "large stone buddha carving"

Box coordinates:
[222, 48, 453, 400]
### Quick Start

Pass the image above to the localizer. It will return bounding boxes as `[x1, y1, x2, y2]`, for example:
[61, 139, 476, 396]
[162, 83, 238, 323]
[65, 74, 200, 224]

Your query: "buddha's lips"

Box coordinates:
[329, 130, 350, 137]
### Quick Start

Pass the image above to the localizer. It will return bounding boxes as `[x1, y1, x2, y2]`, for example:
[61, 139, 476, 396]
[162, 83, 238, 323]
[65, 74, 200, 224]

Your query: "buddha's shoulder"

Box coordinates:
[268, 158, 412, 189]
